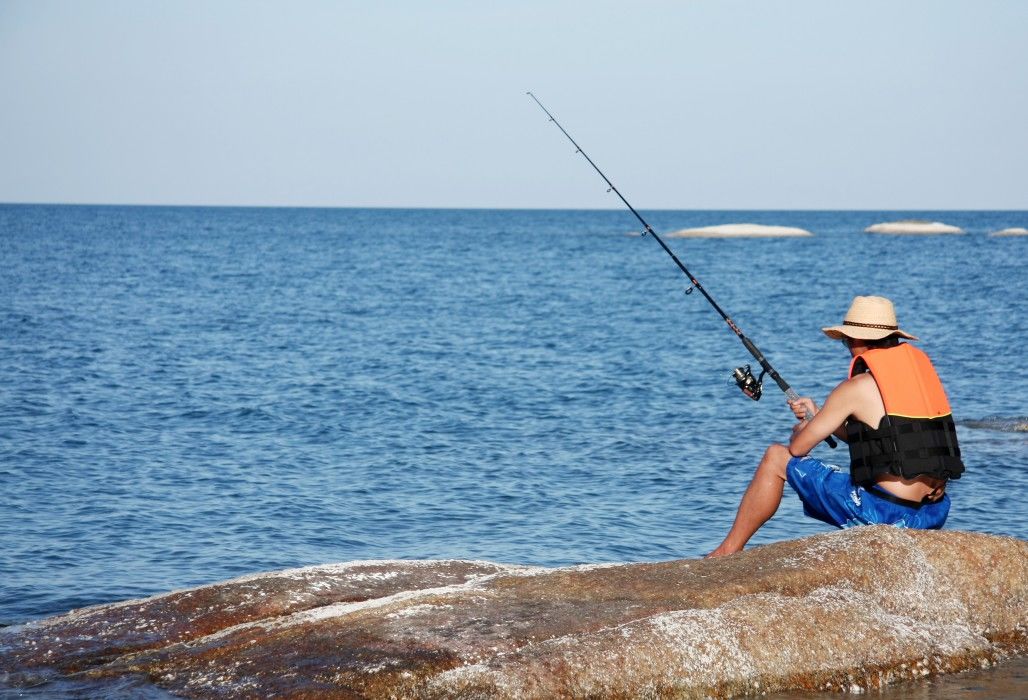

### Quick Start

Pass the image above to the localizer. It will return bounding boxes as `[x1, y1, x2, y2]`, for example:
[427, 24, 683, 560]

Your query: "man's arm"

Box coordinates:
[789, 395, 849, 444]
[788, 379, 858, 457]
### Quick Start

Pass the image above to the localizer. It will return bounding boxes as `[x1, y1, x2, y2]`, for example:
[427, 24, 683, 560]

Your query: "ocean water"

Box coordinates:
[1, 205, 1026, 693]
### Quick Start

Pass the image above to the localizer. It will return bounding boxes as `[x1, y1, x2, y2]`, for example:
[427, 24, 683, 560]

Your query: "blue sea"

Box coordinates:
[1, 205, 1026, 634]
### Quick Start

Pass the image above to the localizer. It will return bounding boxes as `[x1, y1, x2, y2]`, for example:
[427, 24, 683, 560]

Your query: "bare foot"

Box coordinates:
[704, 544, 740, 558]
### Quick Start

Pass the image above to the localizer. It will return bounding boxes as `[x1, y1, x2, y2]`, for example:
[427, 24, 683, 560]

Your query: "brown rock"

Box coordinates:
[2, 528, 1025, 698]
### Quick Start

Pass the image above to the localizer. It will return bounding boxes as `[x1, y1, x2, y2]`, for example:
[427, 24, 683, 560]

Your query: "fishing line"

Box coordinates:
[527, 91, 836, 448]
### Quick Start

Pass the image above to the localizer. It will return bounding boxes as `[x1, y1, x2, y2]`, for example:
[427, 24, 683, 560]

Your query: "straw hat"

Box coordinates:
[821, 295, 918, 341]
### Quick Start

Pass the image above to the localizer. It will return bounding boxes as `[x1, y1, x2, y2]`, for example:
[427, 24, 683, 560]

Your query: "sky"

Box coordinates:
[1, 1, 1026, 209]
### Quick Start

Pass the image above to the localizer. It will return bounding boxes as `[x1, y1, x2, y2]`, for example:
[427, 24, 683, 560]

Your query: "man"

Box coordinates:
[707, 295, 964, 558]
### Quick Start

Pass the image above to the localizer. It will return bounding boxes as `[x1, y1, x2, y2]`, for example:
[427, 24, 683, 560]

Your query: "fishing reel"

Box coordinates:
[733, 364, 766, 401]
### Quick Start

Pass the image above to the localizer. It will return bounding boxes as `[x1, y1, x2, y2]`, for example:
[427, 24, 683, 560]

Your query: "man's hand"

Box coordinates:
[788, 397, 819, 421]
[789, 378, 862, 455]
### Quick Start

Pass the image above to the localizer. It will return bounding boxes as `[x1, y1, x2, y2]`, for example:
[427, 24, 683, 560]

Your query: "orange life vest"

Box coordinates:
[846, 343, 964, 483]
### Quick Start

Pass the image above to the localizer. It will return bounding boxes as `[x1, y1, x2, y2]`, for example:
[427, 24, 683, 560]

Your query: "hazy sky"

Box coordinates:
[1, 1, 1025, 209]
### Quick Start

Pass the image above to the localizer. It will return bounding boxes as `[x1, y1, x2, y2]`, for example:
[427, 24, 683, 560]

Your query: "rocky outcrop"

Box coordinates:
[2, 528, 1025, 698]
[667, 224, 813, 238]
[864, 220, 964, 234]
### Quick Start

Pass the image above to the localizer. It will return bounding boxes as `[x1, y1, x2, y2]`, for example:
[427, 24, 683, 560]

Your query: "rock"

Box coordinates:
[1, 528, 1026, 699]
[666, 224, 813, 238]
[990, 227, 1028, 237]
[961, 416, 1028, 432]
[864, 220, 964, 235]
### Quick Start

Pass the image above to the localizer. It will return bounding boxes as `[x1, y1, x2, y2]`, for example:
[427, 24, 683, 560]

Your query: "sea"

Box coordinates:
[1, 205, 1026, 697]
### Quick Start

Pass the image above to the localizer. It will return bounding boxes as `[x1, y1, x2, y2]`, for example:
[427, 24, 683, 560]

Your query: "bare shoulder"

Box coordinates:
[829, 372, 884, 425]
[832, 372, 875, 393]
[826, 373, 879, 407]
[847, 372, 879, 392]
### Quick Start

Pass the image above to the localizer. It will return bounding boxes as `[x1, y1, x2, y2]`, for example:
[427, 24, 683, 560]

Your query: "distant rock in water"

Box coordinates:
[960, 416, 1028, 432]
[990, 227, 1028, 237]
[667, 223, 813, 238]
[865, 220, 964, 235]
[2, 528, 1025, 699]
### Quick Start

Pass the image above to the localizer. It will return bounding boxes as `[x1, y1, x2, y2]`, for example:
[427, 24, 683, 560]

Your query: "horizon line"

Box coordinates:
[2, 201, 1027, 213]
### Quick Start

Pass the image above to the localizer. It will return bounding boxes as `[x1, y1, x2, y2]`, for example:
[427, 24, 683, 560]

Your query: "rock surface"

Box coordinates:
[1, 528, 1025, 699]
[864, 220, 964, 234]
[666, 223, 813, 238]
[990, 227, 1028, 237]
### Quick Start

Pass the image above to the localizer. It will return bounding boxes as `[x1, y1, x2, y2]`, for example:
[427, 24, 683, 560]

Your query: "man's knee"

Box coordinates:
[761, 443, 792, 478]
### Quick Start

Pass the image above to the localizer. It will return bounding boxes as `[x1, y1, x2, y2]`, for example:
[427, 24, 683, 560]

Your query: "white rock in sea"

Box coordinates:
[989, 227, 1028, 237]
[2, 527, 1025, 699]
[666, 223, 813, 238]
[864, 220, 964, 235]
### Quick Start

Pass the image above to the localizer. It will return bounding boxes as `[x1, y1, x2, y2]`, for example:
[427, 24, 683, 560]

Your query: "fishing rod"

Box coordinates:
[527, 91, 836, 449]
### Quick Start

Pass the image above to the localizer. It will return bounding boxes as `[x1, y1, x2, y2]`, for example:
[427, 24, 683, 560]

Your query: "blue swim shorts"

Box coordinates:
[785, 455, 950, 530]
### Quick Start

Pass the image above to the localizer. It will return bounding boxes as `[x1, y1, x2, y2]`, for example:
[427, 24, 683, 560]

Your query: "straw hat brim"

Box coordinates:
[821, 324, 918, 341]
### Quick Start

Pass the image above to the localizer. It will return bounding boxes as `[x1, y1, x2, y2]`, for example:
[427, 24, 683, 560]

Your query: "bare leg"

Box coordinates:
[706, 444, 792, 557]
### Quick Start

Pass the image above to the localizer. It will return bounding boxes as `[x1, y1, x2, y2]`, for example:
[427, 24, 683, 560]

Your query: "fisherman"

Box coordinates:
[707, 295, 964, 557]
